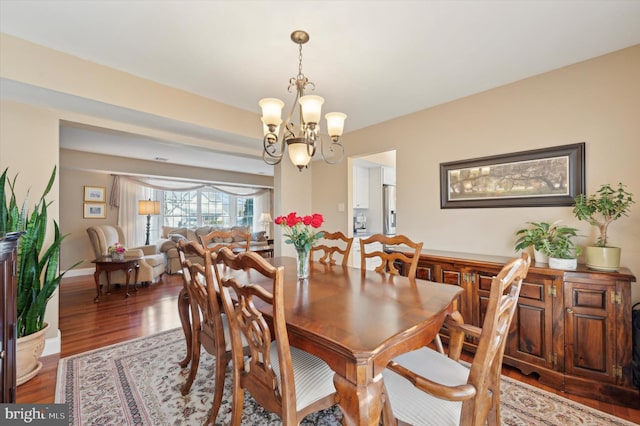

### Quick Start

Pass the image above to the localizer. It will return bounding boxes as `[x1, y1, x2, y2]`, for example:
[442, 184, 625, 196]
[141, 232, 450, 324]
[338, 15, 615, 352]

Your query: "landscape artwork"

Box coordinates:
[440, 143, 585, 208]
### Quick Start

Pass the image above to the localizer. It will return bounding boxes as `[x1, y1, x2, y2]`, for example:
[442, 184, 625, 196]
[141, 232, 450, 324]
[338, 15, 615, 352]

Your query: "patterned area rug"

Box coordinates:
[55, 328, 635, 425]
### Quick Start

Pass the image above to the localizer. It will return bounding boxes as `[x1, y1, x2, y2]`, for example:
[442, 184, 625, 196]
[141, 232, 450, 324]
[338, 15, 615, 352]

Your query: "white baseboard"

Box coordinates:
[64, 267, 93, 277]
[43, 328, 61, 356]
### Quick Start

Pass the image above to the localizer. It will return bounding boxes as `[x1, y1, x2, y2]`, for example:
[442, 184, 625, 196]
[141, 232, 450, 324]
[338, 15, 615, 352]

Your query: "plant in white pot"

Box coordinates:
[573, 183, 634, 271]
[514, 221, 558, 263]
[0, 166, 80, 385]
[538, 225, 582, 270]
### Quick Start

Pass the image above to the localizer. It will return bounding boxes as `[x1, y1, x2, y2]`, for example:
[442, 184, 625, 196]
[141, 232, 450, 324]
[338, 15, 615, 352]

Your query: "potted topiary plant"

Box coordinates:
[573, 182, 634, 271]
[538, 225, 582, 270]
[514, 221, 556, 263]
[0, 166, 80, 385]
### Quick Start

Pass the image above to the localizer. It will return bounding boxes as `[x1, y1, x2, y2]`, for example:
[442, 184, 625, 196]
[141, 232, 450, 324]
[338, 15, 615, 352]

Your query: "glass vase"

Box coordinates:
[295, 246, 310, 279]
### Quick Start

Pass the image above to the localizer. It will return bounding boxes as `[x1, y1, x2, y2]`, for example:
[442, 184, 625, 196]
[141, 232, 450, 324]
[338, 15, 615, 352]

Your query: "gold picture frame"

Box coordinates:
[84, 185, 106, 202]
[83, 202, 106, 219]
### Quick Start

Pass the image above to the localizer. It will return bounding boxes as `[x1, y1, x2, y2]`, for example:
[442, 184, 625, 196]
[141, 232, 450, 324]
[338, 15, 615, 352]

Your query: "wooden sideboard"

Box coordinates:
[1, 236, 19, 403]
[391, 248, 639, 407]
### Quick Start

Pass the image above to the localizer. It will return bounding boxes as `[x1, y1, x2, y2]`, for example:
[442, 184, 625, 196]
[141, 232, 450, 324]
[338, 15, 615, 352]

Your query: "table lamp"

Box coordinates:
[259, 212, 273, 238]
[138, 199, 160, 245]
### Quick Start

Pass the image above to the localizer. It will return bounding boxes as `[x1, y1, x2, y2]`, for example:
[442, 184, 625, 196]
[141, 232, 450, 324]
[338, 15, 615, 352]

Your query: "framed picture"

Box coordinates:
[83, 202, 106, 219]
[440, 142, 585, 208]
[84, 186, 106, 202]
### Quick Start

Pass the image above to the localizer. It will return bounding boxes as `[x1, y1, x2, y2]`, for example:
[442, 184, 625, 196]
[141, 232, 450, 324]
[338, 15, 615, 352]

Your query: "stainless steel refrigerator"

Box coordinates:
[383, 184, 396, 235]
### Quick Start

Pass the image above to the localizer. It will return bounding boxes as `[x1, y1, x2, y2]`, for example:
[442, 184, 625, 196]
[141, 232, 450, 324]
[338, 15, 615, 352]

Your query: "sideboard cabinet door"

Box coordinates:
[563, 278, 617, 384]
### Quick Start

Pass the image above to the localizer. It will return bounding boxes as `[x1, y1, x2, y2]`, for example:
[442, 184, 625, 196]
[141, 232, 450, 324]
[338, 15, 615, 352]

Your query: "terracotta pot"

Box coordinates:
[16, 322, 48, 386]
[585, 246, 621, 272]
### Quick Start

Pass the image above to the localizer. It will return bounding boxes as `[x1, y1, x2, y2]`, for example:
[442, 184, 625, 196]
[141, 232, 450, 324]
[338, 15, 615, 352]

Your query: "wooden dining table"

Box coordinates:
[216, 256, 464, 426]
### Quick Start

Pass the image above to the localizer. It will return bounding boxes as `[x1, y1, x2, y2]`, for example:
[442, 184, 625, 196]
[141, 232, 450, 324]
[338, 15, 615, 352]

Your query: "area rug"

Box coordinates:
[55, 328, 635, 425]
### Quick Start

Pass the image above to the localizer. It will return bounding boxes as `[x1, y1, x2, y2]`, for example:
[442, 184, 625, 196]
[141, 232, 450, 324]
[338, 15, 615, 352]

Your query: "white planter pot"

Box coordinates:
[16, 322, 48, 385]
[548, 257, 577, 270]
[533, 249, 548, 264]
[585, 246, 621, 271]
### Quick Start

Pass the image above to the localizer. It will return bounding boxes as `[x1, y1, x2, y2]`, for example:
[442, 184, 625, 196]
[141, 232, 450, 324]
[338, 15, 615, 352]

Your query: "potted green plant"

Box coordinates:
[514, 221, 556, 263]
[573, 183, 634, 271]
[538, 225, 582, 270]
[1, 166, 80, 385]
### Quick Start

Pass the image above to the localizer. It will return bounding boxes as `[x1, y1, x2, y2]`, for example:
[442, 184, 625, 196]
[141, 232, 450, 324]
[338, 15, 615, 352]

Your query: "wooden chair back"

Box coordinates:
[198, 228, 251, 253]
[360, 234, 423, 279]
[310, 230, 354, 266]
[384, 253, 531, 426]
[215, 247, 337, 424]
[176, 239, 231, 424]
[461, 252, 531, 424]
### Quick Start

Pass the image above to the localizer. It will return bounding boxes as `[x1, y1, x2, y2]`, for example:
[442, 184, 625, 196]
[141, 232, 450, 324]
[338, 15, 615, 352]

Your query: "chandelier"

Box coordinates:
[259, 30, 347, 171]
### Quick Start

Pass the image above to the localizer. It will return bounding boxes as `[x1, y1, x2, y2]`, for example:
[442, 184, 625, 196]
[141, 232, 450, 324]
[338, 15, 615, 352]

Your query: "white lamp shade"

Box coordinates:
[138, 200, 160, 215]
[259, 98, 285, 126]
[299, 95, 324, 124]
[325, 112, 347, 137]
[288, 141, 312, 168]
[259, 213, 273, 224]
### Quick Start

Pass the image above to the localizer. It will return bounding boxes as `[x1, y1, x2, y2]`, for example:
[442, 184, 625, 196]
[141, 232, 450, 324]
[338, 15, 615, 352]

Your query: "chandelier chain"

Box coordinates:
[297, 42, 304, 80]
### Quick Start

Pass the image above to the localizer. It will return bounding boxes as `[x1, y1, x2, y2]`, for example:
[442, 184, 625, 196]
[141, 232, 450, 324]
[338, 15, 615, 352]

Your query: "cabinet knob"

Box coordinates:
[566, 308, 573, 314]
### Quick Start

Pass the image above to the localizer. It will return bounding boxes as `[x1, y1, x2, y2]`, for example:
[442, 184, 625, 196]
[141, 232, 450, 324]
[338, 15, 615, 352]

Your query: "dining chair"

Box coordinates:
[359, 233, 423, 279]
[214, 247, 339, 425]
[381, 253, 531, 426]
[198, 228, 251, 253]
[310, 230, 354, 266]
[176, 240, 237, 425]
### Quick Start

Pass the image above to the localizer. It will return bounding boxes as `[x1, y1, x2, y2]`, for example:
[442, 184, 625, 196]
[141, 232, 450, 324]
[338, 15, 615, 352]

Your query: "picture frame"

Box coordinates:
[83, 202, 106, 219]
[440, 142, 585, 208]
[84, 185, 106, 202]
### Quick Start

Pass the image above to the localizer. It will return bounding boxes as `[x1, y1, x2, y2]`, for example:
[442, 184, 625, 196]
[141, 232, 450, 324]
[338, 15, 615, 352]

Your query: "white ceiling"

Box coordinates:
[1, 1, 639, 176]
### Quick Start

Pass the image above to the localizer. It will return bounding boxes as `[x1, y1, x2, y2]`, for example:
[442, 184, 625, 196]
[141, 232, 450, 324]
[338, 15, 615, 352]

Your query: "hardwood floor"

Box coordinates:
[16, 273, 640, 424]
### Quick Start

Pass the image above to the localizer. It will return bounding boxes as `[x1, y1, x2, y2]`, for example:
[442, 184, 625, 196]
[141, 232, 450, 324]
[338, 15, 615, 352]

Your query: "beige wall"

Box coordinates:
[0, 100, 61, 341]
[313, 44, 640, 303]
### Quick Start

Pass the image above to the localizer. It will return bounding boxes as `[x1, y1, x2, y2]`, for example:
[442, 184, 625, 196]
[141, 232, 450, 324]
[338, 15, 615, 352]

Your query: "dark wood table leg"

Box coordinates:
[133, 262, 140, 294]
[94, 266, 102, 302]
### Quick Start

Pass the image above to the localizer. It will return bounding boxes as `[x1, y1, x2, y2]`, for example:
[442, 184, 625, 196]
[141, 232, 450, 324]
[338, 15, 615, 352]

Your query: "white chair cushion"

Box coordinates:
[269, 342, 336, 411]
[382, 347, 470, 426]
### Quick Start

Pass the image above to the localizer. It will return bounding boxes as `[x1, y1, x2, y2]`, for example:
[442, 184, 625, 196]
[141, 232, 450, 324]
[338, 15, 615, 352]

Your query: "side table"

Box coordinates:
[92, 256, 141, 302]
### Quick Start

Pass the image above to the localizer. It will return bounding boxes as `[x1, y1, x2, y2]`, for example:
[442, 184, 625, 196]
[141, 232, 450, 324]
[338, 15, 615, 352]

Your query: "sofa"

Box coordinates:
[87, 225, 166, 284]
[159, 225, 268, 274]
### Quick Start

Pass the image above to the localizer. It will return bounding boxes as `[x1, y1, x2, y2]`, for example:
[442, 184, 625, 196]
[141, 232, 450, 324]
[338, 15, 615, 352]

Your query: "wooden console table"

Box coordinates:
[390, 248, 639, 407]
[92, 256, 141, 302]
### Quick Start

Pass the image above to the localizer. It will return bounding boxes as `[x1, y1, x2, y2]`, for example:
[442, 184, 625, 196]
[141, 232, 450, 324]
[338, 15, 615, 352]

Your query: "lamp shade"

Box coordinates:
[325, 112, 347, 137]
[299, 95, 324, 124]
[138, 200, 160, 215]
[287, 141, 312, 168]
[259, 213, 273, 224]
[259, 98, 285, 127]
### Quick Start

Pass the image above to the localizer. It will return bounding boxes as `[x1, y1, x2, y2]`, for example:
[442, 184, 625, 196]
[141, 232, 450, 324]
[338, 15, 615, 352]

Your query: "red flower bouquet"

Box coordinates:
[274, 212, 324, 250]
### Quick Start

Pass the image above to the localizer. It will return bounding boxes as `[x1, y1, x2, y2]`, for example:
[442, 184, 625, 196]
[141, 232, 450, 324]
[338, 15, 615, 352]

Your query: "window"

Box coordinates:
[162, 188, 254, 228]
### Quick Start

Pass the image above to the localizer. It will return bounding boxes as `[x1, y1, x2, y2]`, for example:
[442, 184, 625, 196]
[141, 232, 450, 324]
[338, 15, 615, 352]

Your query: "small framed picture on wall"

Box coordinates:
[84, 186, 106, 202]
[84, 203, 106, 219]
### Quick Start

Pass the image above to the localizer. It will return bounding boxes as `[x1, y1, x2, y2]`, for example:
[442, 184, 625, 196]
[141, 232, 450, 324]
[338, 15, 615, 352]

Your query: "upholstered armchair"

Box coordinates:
[87, 225, 165, 284]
